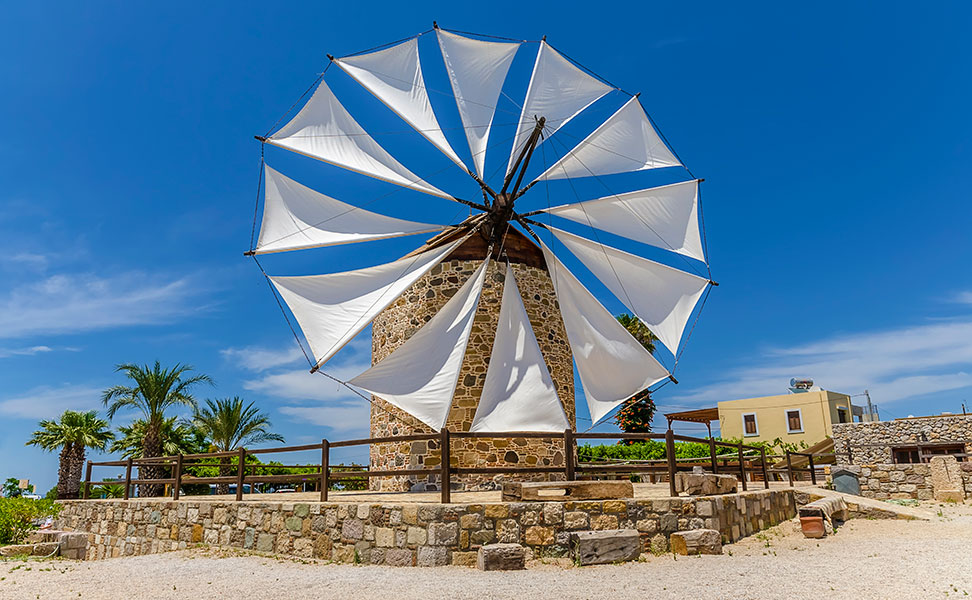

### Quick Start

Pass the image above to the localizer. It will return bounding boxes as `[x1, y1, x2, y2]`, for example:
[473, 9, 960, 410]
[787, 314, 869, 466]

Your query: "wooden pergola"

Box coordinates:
[663, 407, 720, 437]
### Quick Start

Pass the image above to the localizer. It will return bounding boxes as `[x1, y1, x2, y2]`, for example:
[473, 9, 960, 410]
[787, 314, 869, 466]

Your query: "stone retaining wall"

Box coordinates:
[832, 416, 972, 464]
[56, 490, 794, 566]
[849, 462, 972, 500]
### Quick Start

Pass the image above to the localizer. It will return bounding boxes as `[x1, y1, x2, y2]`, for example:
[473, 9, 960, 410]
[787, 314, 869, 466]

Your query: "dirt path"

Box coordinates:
[3, 501, 970, 600]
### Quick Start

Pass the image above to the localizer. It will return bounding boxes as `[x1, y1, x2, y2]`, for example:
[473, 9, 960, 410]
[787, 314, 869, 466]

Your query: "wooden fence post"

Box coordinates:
[708, 438, 718, 474]
[320, 439, 329, 502]
[808, 453, 817, 485]
[440, 429, 451, 504]
[172, 454, 184, 500]
[665, 429, 677, 497]
[786, 451, 793, 486]
[737, 442, 747, 491]
[83, 461, 92, 500]
[124, 458, 133, 500]
[564, 428, 575, 481]
[760, 447, 769, 489]
[236, 447, 246, 501]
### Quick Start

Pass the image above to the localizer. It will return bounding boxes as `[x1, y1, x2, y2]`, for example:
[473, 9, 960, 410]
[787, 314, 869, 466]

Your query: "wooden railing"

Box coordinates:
[82, 429, 777, 503]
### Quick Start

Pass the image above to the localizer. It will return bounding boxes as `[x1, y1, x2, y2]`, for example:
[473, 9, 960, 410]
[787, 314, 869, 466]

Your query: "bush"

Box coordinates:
[0, 498, 62, 545]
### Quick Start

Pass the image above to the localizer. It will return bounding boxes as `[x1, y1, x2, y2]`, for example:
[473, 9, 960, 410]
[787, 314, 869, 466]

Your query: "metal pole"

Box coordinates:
[440, 429, 451, 504]
[124, 459, 133, 500]
[808, 453, 817, 485]
[83, 461, 92, 500]
[786, 451, 794, 487]
[665, 429, 677, 497]
[235, 447, 246, 501]
[320, 439, 329, 502]
[737, 442, 747, 491]
[564, 428, 575, 481]
[172, 454, 183, 501]
[709, 438, 718, 474]
[760, 447, 769, 489]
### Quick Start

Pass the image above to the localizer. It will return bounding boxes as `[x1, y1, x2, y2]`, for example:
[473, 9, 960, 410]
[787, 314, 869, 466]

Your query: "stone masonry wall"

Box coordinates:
[56, 491, 794, 566]
[846, 462, 972, 500]
[832, 416, 972, 464]
[369, 259, 575, 491]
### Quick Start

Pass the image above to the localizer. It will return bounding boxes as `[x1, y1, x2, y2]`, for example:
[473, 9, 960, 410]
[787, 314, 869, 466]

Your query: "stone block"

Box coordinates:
[570, 529, 640, 565]
[451, 550, 478, 567]
[674, 472, 737, 496]
[523, 526, 554, 546]
[502, 480, 633, 502]
[563, 511, 589, 530]
[406, 526, 427, 546]
[930, 456, 965, 501]
[384, 548, 414, 567]
[670, 529, 722, 555]
[477, 543, 526, 571]
[428, 522, 458, 546]
[417, 545, 450, 567]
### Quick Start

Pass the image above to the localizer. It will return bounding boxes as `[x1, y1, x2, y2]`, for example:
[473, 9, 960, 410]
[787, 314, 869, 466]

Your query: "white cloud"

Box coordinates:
[0, 345, 52, 359]
[277, 403, 370, 433]
[954, 291, 972, 305]
[3, 252, 49, 271]
[221, 345, 305, 372]
[0, 384, 105, 419]
[667, 318, 972, 409]
[0, 271, 209, 339]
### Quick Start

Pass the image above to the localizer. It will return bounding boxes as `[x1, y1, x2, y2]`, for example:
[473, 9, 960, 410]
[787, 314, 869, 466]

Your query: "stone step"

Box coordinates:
[569, 529, 640, 565]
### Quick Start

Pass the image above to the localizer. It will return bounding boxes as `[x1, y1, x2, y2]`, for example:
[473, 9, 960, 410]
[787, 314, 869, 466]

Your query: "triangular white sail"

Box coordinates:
[550, 227, 708, 354]
[507, 41, 613, 177]
[471, 264, 570, 432]
[540, 180, 704, 262]
[255, 165, 446, 254]
[539, 240, 670, 424]
[269, 237, 464, 369]
[349, 259, 489, 431]
[536, 96, 680, 181]
[335, 39, 468, 173]
[436, 29, 520, 179]
[267, 79, 450, 199]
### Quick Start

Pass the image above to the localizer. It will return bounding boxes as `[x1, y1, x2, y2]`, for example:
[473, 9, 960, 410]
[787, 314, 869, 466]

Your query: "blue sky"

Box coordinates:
[2, 2, 971, 493]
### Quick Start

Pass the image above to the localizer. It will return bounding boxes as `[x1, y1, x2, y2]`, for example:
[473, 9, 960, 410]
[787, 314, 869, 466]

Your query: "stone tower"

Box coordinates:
[368, 227, 575, 491]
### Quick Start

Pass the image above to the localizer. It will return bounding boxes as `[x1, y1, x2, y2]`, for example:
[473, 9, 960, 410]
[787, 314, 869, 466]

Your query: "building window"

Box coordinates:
[836, 406, 849, 424]
[786, 409, 803, 433]
[742, 413, 758, 436]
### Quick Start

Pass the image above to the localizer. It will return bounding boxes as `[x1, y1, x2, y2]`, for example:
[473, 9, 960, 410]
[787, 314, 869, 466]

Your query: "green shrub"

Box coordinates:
[0, 498, 62, 545]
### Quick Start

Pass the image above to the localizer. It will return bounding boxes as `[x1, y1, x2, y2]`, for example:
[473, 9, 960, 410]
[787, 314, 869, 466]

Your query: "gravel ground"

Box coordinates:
[3, 501, 970, 600]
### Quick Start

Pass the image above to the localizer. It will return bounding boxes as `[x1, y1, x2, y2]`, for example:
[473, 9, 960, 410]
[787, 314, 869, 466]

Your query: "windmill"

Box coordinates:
[247, 26, 714, 490]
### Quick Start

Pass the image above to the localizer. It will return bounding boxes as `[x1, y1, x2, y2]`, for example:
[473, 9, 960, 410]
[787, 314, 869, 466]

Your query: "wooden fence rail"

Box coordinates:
[83, 429, 779, 503]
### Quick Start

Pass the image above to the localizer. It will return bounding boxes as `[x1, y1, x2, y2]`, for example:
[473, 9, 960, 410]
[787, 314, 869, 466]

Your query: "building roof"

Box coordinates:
[663, 407, 719, 425]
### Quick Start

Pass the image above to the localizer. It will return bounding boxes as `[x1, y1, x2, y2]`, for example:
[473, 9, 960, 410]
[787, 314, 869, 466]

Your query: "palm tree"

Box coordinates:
[614, 314, 659, 434]
[26, 410, 113, 499]
[110, 416, 204, 459]
[193, 397, 284, 494]
[102, 362, 213, 496]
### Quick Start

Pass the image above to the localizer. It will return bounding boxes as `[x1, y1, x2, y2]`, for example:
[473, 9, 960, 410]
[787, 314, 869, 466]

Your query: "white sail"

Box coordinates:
[349, 259, 489, 431]
[507, 41, 613, 178]
[540, 180, 704, 262]
[539, 240, 670, 424]
[335, 39, 468, 173]
[267, 78, 450, 199]
[471, 264, 570, 432]
[436, 29, 520, 179]
[269, 237, 463, 369]
[550, 227, 708, 354]
[536, 96, 680, 181]
[255, 165, 446, 254]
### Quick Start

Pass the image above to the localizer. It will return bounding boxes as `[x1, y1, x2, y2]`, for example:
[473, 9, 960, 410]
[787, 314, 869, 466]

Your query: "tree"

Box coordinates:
[110, 417, 205, 459]
[2, 478, 24, 498]
[614, 314, 660, 435]
[25, 410, 113, 499]
[102, 362, 213, 496]
[193, 397, 284, 495]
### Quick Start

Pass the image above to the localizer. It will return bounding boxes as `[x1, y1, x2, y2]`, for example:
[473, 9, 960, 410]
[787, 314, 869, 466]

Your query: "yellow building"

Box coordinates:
[717, 390, 861, 446]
